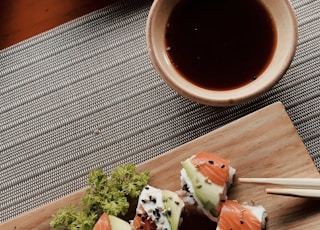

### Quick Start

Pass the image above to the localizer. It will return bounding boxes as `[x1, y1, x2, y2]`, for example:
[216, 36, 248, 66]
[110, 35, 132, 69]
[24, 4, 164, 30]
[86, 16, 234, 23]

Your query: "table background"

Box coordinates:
[1, 0, 319, 223]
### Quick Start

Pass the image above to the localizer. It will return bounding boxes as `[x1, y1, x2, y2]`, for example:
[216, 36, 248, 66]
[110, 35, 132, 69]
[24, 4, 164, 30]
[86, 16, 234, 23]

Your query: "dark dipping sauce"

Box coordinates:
[165, 0, 277, 90]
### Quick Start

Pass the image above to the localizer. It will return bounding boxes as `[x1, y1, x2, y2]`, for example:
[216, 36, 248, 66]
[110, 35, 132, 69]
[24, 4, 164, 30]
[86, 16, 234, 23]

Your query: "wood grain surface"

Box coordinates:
[0, 0, 116, 49]
[1, 102, 319, 229]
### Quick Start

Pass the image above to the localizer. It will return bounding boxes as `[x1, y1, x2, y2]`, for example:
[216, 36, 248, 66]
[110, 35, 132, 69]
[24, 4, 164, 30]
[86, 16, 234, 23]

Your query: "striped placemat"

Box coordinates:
[0, 0, 319, 223]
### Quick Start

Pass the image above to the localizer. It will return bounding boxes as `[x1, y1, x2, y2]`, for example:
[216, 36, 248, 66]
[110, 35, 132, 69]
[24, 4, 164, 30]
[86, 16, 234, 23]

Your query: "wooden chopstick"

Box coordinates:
[266, 188, 320, 198]
[238, 178, 320, 189]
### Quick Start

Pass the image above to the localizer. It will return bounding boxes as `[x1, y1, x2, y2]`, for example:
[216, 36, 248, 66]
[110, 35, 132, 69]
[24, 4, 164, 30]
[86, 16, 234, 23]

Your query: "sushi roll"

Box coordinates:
[217, 200, 267, 230]
[93, 213, 131, 230]
[131, 185, 185, 230]
[180, 152, 236, 221]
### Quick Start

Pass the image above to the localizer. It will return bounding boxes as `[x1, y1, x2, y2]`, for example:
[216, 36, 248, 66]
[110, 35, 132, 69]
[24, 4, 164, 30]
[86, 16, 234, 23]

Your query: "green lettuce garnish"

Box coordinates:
[50, 164, 150, 230]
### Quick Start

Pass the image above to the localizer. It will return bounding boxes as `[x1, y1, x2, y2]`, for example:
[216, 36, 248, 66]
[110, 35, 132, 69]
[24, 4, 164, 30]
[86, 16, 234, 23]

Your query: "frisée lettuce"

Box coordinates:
[50, 164, 150, 230]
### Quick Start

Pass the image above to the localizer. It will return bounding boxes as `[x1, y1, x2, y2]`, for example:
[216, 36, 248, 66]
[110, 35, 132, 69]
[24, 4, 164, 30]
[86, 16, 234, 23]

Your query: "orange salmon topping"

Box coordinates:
[93, 213, 112, 230]
[132, 205, 157, 230]
[218, 200, 261, 230]
[191, 152, 229, 186]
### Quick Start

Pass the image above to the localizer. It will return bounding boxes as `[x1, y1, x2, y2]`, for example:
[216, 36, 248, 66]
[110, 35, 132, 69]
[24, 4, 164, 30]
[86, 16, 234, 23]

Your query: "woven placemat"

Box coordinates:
[0, 0, 319, 223]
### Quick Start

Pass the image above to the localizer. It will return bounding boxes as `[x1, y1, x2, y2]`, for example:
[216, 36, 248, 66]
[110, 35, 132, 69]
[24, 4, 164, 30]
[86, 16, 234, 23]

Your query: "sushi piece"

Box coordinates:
[93, 213, 131, 230]
[180, 152, 236, 221]
[217, 200, 267, 230]
[131, 185, 185, 230]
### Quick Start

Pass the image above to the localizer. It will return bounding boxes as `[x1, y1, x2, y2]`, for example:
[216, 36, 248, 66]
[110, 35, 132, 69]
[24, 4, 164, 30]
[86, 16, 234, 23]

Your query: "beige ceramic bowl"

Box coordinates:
[146, 0, 298, 106]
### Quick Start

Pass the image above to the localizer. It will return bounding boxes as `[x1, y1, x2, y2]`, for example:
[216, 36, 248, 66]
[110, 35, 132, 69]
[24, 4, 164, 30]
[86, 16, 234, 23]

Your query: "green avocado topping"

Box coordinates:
[181, 158, 225, 217]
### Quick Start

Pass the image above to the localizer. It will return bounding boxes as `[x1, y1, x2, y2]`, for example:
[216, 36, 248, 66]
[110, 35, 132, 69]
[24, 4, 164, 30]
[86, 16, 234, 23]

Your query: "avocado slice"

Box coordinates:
[162, 190, 184, 230]
[181, 158, 225, 217]
[109, 215, 131, 230]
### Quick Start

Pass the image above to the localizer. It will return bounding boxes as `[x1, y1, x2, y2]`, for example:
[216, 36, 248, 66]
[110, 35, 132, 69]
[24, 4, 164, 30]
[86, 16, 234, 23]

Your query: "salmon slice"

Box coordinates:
[93, 213, 112, 230]
[218, 200, 262, 230]
[131, 205, 157, 230]
[190, 152, 230, 186]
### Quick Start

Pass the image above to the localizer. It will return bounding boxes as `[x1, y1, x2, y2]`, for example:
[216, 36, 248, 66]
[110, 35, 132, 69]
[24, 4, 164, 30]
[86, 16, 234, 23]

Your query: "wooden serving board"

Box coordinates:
[2, 102, 319, 230]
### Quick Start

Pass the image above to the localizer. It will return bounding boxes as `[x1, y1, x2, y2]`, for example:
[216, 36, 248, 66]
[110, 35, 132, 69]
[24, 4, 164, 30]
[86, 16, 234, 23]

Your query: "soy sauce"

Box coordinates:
[165, 0, 277, 90]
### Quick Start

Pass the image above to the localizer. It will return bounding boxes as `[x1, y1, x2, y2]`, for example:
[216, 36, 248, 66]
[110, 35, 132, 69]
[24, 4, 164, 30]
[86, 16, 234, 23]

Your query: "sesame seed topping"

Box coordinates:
[166, 209, 172, 216]
[205, 177, 212, 184]
[157, 206, 164, 211]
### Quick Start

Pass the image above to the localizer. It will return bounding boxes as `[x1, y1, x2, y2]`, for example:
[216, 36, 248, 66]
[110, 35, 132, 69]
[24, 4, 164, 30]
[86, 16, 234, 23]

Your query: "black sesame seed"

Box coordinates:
[175, 201, 180, 205]
[221, 164, 226, 168]
[145, 186, 150, 190]
[142, 199, 146, 203]
[156, 209, 161, 218]
[208, 160, 214, 164]
[182, 184, 190, 192]
[137, 213, 142, 217]
[240, 220, 244, 224]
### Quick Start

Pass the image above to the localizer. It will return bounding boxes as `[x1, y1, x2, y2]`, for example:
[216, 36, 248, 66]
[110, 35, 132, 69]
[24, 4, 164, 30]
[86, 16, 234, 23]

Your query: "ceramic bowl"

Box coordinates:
[146, 0, 298, 106]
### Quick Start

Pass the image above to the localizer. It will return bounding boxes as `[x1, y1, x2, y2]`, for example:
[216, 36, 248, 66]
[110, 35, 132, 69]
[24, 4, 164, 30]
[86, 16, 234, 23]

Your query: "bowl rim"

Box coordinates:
[146, 0, 298, 106]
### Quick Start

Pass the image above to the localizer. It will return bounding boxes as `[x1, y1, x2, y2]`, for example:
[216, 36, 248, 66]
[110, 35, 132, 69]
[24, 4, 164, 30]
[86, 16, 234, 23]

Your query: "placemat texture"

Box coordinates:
[1, 0, 319, 223]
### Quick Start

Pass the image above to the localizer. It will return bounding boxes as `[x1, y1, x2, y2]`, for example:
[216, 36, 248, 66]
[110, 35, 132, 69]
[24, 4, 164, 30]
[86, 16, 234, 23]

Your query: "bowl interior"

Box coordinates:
[146, 0, 297, 106]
